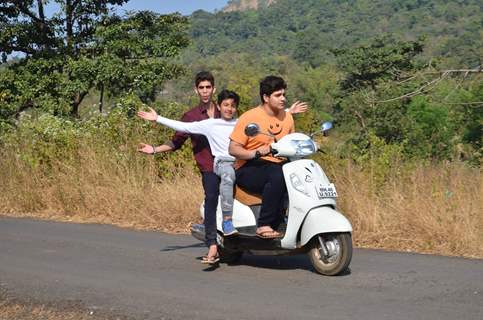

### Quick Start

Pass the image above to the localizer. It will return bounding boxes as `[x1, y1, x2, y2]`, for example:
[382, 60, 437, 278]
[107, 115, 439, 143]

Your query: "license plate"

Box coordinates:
[316, 184, 338, 198]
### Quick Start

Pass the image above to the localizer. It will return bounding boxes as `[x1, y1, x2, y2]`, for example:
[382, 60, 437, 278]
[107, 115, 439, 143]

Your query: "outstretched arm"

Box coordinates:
[287, 101, 309, 114]
[155, 115, 208, 136]
[138, 143, 173, 155]
[137, 107, 207, 135]
[137, 107, 158, 121]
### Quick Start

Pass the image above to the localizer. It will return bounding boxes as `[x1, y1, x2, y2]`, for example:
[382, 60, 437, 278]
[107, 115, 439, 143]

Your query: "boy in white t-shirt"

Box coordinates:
[138, 90, 241, 237]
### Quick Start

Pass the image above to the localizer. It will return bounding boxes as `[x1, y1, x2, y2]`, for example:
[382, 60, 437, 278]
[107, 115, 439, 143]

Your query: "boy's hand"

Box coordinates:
[288, 101, 309, 114]
[257, 145, 271, 156]
[137, 107, 158, 121]
[138, 143, 155, 154]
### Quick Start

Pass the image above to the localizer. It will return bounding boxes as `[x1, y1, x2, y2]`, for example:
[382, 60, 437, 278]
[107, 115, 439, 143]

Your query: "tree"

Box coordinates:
[0, 1, 189, 119]
[333, 35, 424, 91]
[332, 35, 424, 143]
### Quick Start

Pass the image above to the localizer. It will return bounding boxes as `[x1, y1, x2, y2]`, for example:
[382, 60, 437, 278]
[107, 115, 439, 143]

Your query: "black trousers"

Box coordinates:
[201, 171, 220, 246]
[235, 160, 287, 229]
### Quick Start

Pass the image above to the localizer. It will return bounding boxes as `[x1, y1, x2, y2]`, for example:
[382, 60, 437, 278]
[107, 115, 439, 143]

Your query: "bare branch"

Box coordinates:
[72, 0, 81, 11]
[354, 110, 366, 129]
[15, 4, 41, 23]
[422, 66, 482, 75]
[14, 101, 35, 119]
[375, 66, 482, 104]
[6, 44, 37, 55]
[37, 0, 45, 21]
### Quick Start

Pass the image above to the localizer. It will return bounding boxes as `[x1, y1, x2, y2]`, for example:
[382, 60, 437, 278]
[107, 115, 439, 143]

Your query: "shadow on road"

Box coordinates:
[235, 254, 352, 276]
[159, 242, 205, 252]
[159, 242, 352, 276]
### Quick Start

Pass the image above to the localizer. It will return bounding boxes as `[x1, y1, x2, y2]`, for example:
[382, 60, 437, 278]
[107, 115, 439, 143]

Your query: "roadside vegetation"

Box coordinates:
[0, 0, 481, 259]
[0, 294, 125, 320]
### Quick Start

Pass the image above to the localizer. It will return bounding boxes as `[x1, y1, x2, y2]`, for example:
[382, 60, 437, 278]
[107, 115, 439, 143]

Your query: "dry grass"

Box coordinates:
[0, 303, 80, 320]
[0, 146, 202, 233]
[0, 293, 121, 320]
[0, 303, 108, 320]
[0, 145, 481, 258]
[330, 160, 482, 258]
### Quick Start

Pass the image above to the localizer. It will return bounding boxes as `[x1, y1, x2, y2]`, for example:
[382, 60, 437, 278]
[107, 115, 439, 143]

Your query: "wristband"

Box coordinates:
[253, 150, 261, 160]
[152, 145, 157, 155]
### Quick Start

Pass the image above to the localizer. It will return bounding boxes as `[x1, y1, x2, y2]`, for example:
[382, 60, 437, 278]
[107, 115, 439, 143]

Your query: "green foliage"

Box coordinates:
[4, 113, 80, 168]
[2, 97, 198, 176]
[1, 0, 480, 181]
[333, 35, 425, 91]
[329, 35, 481, 161]
[93, 11, 189, 102]
[187, 0, 481, 68]
[404, 96, 455, 158]
[0, 1, 189, 118]
[177, 1, 481, 164]
[0, 0, 128, 58]
[353, 131, 405, 188]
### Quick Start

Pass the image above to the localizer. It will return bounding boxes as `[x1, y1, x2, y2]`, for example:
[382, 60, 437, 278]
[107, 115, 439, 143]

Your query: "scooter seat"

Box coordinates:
[234, 185, 262, 206]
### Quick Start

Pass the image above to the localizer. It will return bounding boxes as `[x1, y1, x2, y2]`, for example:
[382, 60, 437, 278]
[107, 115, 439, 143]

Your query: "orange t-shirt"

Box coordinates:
[230, 106, 294, 169]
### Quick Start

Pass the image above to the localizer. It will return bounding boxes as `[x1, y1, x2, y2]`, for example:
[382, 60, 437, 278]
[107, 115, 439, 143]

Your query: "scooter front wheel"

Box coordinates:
[308, 232, 352, 276]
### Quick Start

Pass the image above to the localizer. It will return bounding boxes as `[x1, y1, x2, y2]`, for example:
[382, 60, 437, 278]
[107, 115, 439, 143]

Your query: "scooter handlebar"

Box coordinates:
[270, 146, 279, 156]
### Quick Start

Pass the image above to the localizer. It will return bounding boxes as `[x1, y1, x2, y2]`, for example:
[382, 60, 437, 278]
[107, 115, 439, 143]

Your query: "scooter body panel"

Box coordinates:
[299, 206, 353, 246]
[280, 160, 338, 249]
[199, 198, 257, 231]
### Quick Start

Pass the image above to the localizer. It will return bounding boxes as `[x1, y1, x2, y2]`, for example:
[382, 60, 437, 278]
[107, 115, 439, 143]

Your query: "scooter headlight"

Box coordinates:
[291, 139, 317, 157]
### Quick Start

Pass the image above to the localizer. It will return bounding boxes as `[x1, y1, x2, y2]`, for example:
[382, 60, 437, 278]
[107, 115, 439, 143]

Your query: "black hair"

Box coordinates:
[195, 71, 215, 87]
[217, 89, 240, 107]
[259, 75, 287, 102]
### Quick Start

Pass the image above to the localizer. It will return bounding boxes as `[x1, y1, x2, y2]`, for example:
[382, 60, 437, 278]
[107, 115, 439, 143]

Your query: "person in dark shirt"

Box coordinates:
[138, 71, 221, 264]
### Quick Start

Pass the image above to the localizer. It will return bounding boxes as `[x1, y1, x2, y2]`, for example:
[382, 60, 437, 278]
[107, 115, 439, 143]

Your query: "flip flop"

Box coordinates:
[256, 229, 283, 239]
[201, 254, 220, 265]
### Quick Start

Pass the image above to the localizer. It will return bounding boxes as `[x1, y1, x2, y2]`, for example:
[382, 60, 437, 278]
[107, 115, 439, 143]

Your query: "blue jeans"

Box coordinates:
[201, 171, 220, 246]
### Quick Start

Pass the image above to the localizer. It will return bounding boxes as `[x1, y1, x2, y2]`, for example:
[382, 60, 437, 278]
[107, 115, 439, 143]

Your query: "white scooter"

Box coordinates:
[191, 122, 353, 276]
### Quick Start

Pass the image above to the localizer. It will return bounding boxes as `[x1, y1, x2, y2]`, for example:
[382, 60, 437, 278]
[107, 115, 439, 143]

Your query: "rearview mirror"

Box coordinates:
[321, 122, 333, 132]
[244, 123, 260, 137]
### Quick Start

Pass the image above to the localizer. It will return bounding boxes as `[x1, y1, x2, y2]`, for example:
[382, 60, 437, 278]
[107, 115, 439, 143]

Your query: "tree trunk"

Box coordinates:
[15, 101, 34, 119]
[65, 0, 73, 55]
[99, 83, 104, 113]
[71, 91, 87, 118]
[36, 0, 48, 49]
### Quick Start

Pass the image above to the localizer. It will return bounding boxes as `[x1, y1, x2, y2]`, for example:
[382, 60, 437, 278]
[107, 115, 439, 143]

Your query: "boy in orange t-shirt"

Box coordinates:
[229, 76, 300, 239]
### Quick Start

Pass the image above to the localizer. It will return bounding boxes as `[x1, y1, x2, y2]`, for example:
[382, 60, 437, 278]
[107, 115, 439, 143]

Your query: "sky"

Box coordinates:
[9, 1, 230, 59]
[43, 0, 230, 17]
[118, 0, 230, 15]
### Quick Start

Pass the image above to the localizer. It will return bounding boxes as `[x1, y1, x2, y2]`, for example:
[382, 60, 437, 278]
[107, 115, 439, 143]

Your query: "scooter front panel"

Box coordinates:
[281, 160, 337, 249]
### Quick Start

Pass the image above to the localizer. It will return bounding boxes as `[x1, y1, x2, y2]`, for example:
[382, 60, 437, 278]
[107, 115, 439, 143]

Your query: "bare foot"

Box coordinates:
[207, 244, 217, 258]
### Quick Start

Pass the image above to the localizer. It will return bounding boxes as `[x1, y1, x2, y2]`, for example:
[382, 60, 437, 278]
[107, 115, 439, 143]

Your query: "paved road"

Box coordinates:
[0, 217, 482, 320]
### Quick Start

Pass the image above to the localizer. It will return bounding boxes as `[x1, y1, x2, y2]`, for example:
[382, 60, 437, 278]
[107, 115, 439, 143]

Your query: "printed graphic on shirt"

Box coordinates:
[268, 122, 283, 136]
[230, 106, 294, 168]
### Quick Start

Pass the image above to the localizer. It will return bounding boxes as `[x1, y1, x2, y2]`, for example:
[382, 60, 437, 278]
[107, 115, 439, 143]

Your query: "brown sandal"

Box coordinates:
[201, 254, 220, 265]
[256, 229, 283, 239]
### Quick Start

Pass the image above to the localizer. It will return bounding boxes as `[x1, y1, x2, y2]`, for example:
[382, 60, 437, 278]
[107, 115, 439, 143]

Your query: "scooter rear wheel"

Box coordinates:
[308, 232, 352, 276]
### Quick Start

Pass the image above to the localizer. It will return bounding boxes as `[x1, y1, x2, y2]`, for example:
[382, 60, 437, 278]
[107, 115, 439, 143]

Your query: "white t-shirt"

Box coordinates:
[156, 116, 237, 160]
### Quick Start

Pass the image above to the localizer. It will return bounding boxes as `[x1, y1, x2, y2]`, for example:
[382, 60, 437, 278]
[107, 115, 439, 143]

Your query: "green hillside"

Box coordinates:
[189, 0, 482, 68]
[171, 0, 482, 162]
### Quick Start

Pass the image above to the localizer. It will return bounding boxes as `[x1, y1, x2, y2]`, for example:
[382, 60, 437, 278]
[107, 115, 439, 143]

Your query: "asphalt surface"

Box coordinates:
[0, 217, 482, 320]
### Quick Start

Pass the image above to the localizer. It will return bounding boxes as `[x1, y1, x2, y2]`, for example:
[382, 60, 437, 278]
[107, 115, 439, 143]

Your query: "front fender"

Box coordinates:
[300, 206, 352, 247]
